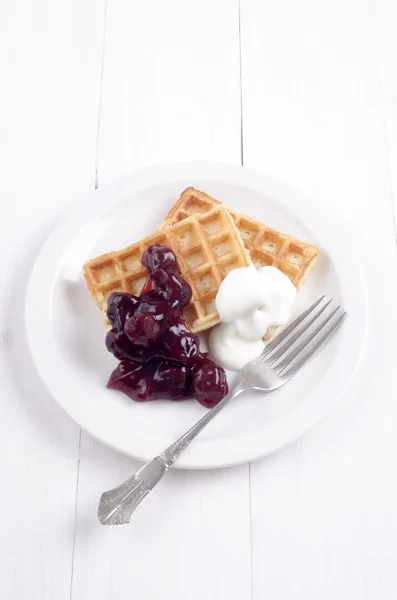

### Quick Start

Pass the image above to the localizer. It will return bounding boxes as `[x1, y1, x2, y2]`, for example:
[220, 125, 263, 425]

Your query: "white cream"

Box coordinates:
[209, 265, 296, 371]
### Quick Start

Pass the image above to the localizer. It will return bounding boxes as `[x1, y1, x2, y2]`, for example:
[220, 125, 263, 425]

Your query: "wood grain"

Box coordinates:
[1, 0, 397, 598]
[376, 0, 397, 237]
[240, 0, 397, 597]
[71, 2, 252, 599]
[0, 1, 105, 598]
[96, 0, 242, 185]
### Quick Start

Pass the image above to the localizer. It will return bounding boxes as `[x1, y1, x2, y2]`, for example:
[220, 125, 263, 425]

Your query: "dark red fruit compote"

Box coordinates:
[106, 244, 228, 407]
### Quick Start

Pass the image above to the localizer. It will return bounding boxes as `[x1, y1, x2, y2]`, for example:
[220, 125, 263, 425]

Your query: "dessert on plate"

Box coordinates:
[84, 204, 250, 333]
[104, 245, 228, 408]
[164, 187, 319, 289]
[83, 187, 320, 407]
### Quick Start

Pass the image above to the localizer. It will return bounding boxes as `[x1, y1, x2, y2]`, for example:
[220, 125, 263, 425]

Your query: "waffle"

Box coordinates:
[164, 187, 320, 290]
[83, 205, 251, 333]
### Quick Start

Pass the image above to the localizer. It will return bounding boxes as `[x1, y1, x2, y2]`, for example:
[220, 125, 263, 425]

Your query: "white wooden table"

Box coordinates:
[1, 1, 397, 598]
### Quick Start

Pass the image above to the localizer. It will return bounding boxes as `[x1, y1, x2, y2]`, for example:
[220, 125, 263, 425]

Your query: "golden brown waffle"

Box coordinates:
[83, 205, 250, 333]
[164, 187, 320, 289]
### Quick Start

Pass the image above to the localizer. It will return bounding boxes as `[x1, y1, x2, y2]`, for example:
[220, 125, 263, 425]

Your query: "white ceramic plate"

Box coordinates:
[26, 162, 368, 469]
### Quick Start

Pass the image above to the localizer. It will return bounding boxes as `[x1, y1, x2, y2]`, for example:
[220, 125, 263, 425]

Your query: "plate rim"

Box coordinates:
[25, 161, 369, 469]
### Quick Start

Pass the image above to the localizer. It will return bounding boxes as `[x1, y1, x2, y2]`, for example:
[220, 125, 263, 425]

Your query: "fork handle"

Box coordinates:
[160, 381, 245, 467]
[98, 382, 246, 525]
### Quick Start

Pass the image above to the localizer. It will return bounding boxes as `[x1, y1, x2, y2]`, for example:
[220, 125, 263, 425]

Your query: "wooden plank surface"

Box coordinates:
[240, 0, 397, 598]
[376, 0, 397, 235]
[96, 0, 242, 185]
[1, 0, 397, 598]
[70, 2, 252, 599]
[0, 1, 105, 598]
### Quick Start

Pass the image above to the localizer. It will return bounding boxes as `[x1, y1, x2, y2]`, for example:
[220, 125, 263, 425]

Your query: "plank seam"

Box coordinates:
[249, 462, 254, 600]
[373, 2, 397, 243]
[69, 429, 82, 600]
[95, 0, 108, 190]
[238, 0, 244, 167]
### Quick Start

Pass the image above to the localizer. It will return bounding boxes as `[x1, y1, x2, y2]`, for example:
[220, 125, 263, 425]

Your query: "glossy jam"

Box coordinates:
[106, 244, 228, 407]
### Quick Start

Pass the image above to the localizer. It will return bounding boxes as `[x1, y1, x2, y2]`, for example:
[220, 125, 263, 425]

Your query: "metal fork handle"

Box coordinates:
[98, 382, 245, 525]
[160, 381, 245, 466]
[98, 295, 346, 525]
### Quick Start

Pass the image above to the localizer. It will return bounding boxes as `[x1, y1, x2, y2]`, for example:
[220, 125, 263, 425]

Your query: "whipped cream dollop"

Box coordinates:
[209, 265, 296, 371]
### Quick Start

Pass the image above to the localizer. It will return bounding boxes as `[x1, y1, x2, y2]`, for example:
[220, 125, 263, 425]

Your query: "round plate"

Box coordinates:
[25, 162, 368, 469]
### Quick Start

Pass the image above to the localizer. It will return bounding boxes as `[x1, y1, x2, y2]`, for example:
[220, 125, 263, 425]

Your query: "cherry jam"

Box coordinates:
[106, 244, 228, 407]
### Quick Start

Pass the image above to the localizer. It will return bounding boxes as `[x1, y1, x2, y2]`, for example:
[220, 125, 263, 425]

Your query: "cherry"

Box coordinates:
[161, 317, 199, 362]
[124, 313, 160, 347]
[107, 359, 191, 402]
[152, 269, 192, 308]
[153, 361, 193, 400]
[106, 328, 157, 363]
[105, 245, 228, 408]
[133, 297, 170, 323]
[192, 357, 229, 408]
[142, 244, 178, 275]
[106, 292, 139, 329]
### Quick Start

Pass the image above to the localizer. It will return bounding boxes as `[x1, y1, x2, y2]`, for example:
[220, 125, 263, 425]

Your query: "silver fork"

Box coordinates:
[98, 295, 346, 525]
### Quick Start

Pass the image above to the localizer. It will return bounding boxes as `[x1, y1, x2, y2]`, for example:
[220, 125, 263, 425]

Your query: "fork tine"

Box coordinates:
[276, 307, 347, 378]
[263, 296, 332, 365]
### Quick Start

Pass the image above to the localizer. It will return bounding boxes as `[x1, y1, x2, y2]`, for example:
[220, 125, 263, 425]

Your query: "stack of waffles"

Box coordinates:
[83, 187, 320, 334]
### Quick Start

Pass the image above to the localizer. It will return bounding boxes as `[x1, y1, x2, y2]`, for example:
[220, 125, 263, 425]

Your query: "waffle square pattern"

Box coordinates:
[164, 187, 320, 289]
[83, 205, 251, 333]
